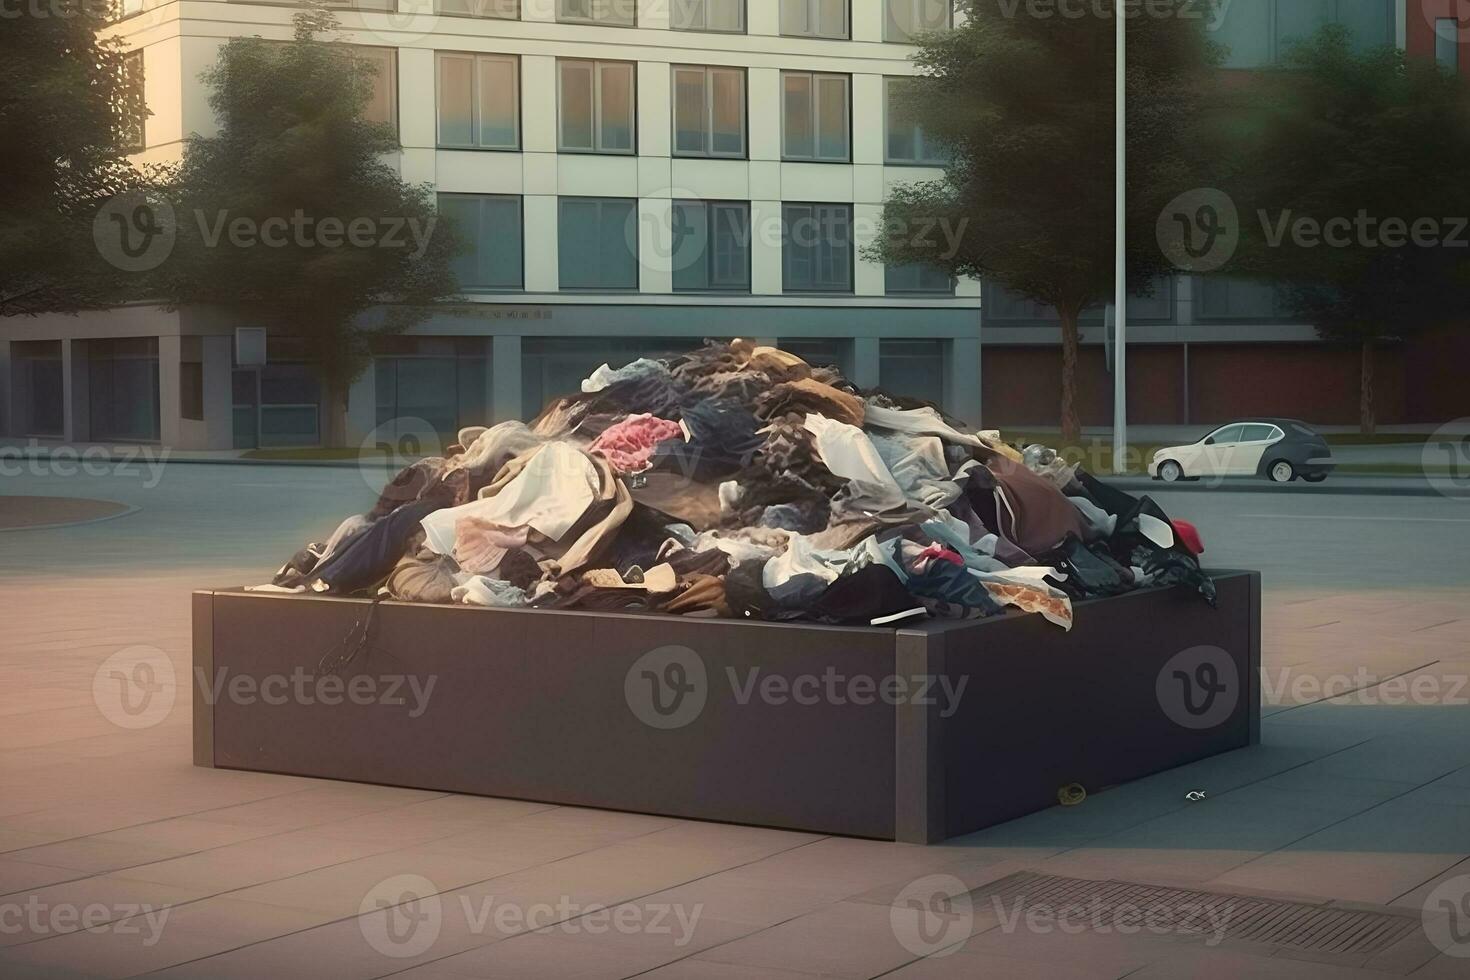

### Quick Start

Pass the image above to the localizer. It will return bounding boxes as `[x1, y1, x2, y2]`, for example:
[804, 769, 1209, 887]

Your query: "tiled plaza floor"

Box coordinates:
[2, 567, 1468, 978]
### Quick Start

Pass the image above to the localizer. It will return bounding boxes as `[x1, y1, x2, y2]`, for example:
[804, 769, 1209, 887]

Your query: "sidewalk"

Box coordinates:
[1, 571, 1467, 978]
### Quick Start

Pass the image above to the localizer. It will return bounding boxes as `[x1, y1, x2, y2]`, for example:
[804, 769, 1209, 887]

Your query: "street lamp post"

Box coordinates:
[1113, 1, 1128, 474]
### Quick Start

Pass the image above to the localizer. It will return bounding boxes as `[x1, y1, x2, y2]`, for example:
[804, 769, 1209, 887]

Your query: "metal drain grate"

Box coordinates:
[972, 872, 1420, 955]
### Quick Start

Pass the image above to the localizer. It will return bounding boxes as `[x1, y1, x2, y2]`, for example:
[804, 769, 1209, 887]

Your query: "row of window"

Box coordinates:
[434, 55, 945, 165]
[296, 0, 952, 43]
[440, 194, 955, 295]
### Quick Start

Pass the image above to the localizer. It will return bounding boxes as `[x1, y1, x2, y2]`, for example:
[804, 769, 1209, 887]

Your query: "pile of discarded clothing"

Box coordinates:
[260, 340, 1213, 629]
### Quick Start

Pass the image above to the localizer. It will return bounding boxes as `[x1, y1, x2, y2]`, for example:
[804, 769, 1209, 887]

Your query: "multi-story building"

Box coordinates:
[3, 0, 1465, 450]
[3, 0, 983, 451]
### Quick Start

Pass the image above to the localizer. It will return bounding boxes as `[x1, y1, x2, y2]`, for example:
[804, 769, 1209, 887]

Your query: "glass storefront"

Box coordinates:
[374, 337, 489, 447]
[13, 341, 64, 437]
[87, 338, 161, 442]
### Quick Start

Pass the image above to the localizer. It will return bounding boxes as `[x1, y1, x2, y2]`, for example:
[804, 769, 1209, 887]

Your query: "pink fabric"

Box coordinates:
[589, 414, 683, 474]
[915, 544, 965, 570]
[454, 516, 530, 574]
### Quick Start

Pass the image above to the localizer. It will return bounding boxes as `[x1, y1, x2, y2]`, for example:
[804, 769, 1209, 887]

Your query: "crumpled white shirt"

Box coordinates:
[420, 443, 598, 555]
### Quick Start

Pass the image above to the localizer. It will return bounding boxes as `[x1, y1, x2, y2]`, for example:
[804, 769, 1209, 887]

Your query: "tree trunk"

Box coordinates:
[322, 376, 350, 449]
[1058, 307, 1082, 446]
[1359, 339, 1376, 436]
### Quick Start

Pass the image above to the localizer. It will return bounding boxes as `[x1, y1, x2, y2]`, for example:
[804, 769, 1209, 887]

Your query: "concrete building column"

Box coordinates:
[947, 336, 982, 427]
[0, 340, 11, 437]
[62, 339, 89, 443]
[492, 334, 523, 423]
[202, 335, 234, 450]
[852, 337, 881, 389]
[158, 334, 183, 448]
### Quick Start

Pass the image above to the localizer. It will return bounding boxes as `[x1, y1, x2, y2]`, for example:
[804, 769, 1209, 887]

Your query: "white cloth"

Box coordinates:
[580, 358, 669, 393]
[451, 576, 528, 607]
[803, 414, 908, 512]
[862, 402, 987, 448]
[421, 443, 599, 555]
[1137, 513, 1176, 549]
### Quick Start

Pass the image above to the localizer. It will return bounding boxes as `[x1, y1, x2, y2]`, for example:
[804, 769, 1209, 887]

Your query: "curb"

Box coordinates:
[1111, 478, 1466, 499]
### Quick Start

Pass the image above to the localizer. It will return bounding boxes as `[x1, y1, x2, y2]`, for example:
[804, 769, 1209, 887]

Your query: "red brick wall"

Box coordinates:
[981, 342, 1425, 428]
[1407, 1, 1469, 68]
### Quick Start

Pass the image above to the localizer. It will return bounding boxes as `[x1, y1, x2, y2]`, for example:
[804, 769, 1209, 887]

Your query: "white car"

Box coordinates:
[1148, 419, 1335, 484]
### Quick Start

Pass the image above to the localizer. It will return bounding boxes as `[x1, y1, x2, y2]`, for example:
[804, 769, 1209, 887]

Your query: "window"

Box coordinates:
[782, 203, 853, 293]
[312, 0, 395, 10]
[780, 0, 847, 38]
[439, 194, 523, 291]
[1196, 276, 1296, 319]
[885, 0, 951, 42]
[671, 0, 744, 32]
[559, 198, 639, 290]
[672, 67, 745, 158]
[1214, 0, 1394, 68]
[88, 338, 161, 443]
[672, 201, 751, 293]
[884, 77, 945, 165]
[559, 59, 635, 154]
[437, 53, 518, 149]
[781, 72, 849, 162]
[1437, 19, 1460, 72]
[881, 339, 945, 407]
[353, 48, 397, 130]
[886, 262, 953, 295]
[558, 0, 635, 26]
[437, 0, 517, 16]
[1241, 424, 1281, 442]
[1208, 424, 1246, 444]
[119, 51, 145, 152]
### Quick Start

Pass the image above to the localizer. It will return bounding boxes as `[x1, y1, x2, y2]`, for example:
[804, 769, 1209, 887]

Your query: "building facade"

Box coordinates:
[3, 0, 985, 451]
[3, 0, 1464, 449]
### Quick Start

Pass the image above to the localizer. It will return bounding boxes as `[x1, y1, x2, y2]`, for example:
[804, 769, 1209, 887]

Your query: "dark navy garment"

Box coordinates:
[310, 498, 444, 595]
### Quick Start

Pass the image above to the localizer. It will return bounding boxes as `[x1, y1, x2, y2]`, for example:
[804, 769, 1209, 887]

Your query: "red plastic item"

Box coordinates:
[1172, 519, 1204, 556]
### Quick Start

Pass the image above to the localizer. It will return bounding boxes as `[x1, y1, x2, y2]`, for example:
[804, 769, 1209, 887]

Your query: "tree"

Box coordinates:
[152, 6, 462, 445]
[1225, 27, 1470, 434]
[866, 0, 1223, 443]
[0, 0, 151, 317]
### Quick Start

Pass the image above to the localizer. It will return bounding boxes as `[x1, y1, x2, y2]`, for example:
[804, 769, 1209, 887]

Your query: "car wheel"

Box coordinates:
[1159, 460, 1183, 483]
[1269, 460, 1295, 483]
[1302, 473, 1327, 483]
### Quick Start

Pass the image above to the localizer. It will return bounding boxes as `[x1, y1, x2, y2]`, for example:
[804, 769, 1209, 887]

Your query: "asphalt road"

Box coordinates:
[2, 461, 1467, 590]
